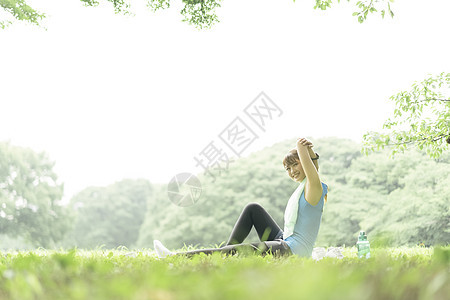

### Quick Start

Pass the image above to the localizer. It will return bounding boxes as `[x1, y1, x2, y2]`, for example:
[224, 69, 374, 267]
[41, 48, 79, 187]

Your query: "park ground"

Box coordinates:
[0, 246, 449, 300]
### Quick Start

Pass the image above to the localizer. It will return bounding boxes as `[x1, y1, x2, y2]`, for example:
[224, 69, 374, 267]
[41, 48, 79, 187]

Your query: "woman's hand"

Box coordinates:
[297, 137, 314, 148]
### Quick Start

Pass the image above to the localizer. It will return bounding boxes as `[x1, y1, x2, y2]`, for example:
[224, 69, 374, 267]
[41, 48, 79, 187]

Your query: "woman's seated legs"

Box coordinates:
[226, 202, 283, 245]
[174, 240, 292, 258]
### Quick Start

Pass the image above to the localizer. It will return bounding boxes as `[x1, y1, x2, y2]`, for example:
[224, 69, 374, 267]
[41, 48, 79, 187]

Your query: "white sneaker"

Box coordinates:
[153, 240, 174, 258]
[325, 247, 344, 259]
[312, 247, 327, 261]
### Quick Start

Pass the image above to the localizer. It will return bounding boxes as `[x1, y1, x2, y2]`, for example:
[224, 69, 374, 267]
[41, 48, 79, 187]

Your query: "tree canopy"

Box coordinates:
[64, 179, 152, 249]
[363, 72, 450, 159]
[1, 0, 395, 30]
[0, 142, 71, 248]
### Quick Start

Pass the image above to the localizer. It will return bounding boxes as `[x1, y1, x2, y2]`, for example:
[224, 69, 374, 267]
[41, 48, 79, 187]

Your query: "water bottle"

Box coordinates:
[357, 231, 370, 259]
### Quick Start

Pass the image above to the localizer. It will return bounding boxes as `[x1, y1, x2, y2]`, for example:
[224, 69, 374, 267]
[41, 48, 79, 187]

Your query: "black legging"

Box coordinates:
[174, 202, 293, 258]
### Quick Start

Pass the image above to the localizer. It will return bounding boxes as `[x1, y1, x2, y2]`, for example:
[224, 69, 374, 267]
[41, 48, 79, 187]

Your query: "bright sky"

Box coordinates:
[1, 0, 449, 202]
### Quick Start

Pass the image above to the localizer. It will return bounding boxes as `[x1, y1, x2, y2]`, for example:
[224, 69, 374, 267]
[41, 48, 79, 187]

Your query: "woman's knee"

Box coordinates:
[244, 202, 263, 211]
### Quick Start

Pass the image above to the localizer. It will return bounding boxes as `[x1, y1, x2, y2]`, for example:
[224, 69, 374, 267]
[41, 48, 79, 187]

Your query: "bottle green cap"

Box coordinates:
[358, 231, 367, 241]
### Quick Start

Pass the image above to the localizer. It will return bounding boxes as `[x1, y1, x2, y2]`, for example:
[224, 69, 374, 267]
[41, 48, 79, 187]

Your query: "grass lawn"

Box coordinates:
[0, 246, 448, 300]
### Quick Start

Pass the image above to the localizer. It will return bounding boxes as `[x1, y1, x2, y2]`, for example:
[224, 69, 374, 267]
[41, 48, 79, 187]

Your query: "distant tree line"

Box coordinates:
[1, 137, 449, 250]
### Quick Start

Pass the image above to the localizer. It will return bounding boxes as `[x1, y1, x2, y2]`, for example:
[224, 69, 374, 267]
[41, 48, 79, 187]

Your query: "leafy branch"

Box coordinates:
[147, 0, 171, 11]
[362, 72, 450, 159]
[312, 0, 395, 23]
[80, 0, 133, 15]
[180, 0, 221, 29]
[1, 0, 396, 30]
[413, 99, 450, 103]
[0, 0, 45, 29]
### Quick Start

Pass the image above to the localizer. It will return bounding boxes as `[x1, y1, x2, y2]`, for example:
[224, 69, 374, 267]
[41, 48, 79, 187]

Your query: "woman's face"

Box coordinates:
[285, 159, 305, 182]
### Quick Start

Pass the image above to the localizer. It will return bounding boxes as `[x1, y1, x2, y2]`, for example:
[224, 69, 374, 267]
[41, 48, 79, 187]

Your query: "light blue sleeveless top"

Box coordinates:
[284, 182, 328, 257]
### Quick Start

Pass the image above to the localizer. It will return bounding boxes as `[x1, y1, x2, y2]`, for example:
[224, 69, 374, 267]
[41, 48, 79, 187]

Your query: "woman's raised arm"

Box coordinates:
[296, 138, 323, 206]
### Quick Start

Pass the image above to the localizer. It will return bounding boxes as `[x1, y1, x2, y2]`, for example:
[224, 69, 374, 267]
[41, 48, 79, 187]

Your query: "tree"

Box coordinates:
[363, 72, 450, 159]
[0, 0, 45, 29]
[1, 0, 395, 30]
[316, 142, 450, 247]
[0, 142, 71, 247]
[65, 179, 151, 249]
[382, 157, 450, 246]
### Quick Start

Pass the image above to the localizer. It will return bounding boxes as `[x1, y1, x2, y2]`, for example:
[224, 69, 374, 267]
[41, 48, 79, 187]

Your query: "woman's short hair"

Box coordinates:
[282, 148, 319, 172]
[282, 148, 300, 170]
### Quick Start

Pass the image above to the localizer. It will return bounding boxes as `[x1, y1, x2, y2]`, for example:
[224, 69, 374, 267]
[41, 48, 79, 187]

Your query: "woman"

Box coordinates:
[154, 137, 328, 259]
